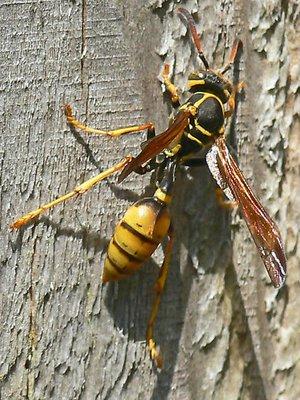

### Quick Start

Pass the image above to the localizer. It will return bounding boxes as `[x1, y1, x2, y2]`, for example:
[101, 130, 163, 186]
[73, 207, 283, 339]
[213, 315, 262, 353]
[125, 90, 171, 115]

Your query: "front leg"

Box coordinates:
[162, 64, 180, 108]
[224, 81, 245, 118]
[64, 104, 154, 137]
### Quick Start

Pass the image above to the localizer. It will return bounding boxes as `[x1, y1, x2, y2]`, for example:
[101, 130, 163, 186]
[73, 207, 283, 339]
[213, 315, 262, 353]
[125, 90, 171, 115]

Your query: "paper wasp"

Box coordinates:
[11, 8, 287, 368]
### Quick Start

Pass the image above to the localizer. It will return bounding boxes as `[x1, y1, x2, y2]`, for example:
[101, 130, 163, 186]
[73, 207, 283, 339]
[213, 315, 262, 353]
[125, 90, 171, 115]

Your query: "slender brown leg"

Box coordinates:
[11, 157, 132, 229]
[64, 104, 154, 137]
[146, 224, 174, 368]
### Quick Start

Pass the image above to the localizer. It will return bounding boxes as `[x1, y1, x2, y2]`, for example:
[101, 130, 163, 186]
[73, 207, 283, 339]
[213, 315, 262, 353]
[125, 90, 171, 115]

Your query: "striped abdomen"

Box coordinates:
[102, 196, 171, 283]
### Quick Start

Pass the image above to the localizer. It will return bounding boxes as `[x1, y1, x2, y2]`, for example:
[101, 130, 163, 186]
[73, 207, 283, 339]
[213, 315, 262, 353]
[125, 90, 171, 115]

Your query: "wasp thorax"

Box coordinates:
[196, 96, 224, 134]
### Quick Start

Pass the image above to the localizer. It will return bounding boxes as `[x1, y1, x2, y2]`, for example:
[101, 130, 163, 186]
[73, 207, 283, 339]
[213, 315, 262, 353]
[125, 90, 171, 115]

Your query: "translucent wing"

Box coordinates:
[118, 109, 192, 182]
[206, 137, 287, 288]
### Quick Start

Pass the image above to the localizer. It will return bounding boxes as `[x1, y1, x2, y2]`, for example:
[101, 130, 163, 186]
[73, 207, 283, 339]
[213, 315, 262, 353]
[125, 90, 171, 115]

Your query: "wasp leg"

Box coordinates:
[11, 157, 132, 229]
[215, 188, 237, 210]
[162, 64, 180, 107]
[224, 81, 245, 118]
[133, 162, 157, 176]
[133, 155, 166, 177]
[64, 104, 154, 137]
[146, 224, 174, 368]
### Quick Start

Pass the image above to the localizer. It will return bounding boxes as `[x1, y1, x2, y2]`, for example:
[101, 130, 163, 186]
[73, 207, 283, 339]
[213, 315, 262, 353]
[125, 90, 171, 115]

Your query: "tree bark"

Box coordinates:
[1, 1, 299, 399]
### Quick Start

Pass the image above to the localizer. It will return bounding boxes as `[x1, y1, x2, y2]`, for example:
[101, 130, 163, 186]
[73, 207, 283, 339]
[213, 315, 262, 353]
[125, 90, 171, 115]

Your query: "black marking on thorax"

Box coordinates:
[195, 95, 224, 133]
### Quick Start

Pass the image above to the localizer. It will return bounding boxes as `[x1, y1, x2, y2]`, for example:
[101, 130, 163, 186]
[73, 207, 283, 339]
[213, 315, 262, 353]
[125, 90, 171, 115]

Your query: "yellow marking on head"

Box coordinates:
[188, 79, 206, 88]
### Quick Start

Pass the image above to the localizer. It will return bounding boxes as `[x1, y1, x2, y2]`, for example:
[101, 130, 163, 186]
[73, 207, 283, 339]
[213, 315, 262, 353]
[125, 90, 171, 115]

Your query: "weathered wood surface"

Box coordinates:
[1, 0, 299, 399]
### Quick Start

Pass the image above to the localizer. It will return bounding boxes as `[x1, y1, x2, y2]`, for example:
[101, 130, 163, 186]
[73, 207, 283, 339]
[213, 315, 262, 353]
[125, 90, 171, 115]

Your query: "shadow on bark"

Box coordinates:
[10, 217, 109, 254]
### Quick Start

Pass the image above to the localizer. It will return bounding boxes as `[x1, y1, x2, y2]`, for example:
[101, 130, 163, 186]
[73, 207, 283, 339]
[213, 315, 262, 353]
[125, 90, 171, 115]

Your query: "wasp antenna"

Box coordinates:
[177, 7, 210, 70]
[221, 39, 243, 74]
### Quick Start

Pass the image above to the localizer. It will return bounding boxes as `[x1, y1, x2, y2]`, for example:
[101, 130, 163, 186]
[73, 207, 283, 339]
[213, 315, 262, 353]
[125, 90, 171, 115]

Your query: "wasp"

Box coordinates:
[11, 8, 287, 368]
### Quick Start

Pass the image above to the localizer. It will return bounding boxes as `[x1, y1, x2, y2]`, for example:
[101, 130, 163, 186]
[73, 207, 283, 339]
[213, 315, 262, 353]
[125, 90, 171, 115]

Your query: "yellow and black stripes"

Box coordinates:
[102, 192, 171, 283]
[182, 92, 225, 135]
[169, 91, 225, 160]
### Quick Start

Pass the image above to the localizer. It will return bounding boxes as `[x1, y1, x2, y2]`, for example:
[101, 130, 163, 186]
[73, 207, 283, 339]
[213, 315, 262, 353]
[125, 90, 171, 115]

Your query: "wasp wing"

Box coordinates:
[118, 109, 191, 182]
[206, 137, 287, 288]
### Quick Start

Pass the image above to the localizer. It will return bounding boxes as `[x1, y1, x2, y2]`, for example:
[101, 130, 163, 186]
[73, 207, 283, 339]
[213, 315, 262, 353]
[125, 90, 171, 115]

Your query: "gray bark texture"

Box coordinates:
[1, 0, 299, 399]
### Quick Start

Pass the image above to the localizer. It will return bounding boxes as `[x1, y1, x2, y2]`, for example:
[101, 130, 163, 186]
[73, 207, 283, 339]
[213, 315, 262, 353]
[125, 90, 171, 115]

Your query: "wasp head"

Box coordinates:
[187, 71, 233, 104]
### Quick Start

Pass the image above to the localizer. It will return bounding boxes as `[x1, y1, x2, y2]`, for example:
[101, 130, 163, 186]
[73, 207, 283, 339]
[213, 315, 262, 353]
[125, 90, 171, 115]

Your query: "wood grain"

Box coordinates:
[1, 1, 299, 399]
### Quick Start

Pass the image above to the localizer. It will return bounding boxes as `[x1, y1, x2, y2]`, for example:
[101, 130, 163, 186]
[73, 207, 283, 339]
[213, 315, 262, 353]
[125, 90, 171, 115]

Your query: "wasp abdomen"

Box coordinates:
[102, 197, 171, 282]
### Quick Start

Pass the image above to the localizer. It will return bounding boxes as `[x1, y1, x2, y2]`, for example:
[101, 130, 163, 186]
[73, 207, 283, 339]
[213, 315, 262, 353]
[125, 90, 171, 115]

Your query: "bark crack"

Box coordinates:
[26, 237, 38, 400]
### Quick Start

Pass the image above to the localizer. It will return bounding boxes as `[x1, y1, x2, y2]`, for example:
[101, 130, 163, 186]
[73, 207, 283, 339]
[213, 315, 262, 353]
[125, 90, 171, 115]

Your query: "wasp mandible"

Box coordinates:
[11, 8, 287, 368]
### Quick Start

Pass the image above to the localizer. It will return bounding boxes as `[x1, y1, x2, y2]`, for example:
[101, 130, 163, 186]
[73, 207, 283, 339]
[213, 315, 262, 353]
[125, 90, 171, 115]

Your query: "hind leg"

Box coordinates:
[11, 157, 132, 229]
[146, 224, 174, 368]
